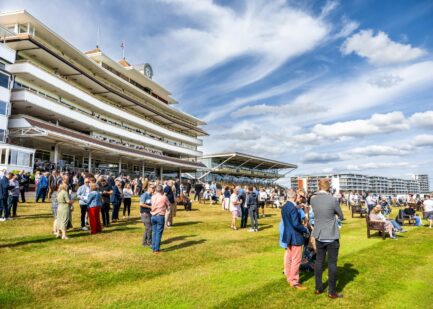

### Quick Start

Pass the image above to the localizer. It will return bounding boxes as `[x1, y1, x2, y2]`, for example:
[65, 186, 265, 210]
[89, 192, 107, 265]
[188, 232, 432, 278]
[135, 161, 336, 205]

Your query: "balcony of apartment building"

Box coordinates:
[9, 87, 202, 157]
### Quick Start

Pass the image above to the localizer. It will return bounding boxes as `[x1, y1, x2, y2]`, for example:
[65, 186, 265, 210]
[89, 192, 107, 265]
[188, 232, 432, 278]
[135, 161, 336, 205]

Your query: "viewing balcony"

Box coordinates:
[10, 89, 202, 157]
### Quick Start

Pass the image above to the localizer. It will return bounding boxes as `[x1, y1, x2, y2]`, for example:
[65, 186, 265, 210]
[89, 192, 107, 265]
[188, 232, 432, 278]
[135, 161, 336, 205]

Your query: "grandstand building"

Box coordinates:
[291, 173, 431, 195]
[0, 10, 206, 177]
[198, 152, 297, 186]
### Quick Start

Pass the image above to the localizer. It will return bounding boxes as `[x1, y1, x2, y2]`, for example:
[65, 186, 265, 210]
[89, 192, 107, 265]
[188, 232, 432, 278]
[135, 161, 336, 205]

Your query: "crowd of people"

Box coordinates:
[2, 167, 432, 296]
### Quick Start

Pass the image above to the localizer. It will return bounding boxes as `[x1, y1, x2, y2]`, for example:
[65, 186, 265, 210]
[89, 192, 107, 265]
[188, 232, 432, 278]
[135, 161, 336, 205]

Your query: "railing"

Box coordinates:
[12, 85, 198, 152]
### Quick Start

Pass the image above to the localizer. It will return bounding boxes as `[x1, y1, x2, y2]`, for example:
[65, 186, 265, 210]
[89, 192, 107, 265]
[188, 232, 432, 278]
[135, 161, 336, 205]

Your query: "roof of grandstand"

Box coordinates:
[201, 152, 297, 170]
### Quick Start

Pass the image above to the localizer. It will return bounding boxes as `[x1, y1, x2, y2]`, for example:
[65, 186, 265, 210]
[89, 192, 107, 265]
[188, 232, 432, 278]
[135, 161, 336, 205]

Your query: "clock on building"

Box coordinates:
[144, 63, 153, 79]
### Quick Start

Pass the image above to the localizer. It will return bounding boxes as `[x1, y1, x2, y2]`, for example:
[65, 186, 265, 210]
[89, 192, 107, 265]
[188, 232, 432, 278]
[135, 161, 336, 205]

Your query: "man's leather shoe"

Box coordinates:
[314, 290, 324, 295]
[292, 284, 307, 290]
[328, 293, 343, 299]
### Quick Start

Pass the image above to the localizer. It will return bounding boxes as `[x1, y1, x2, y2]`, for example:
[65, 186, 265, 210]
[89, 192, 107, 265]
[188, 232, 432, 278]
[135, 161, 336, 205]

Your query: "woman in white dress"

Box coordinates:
[229, 187, 240, 230]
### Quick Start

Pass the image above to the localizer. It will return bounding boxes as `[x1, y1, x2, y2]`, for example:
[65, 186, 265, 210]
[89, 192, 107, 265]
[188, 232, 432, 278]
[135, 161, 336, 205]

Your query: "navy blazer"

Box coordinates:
[0, 176, 12, 200]
[110, 185, 121, 204]
[281, 201, 308, 246]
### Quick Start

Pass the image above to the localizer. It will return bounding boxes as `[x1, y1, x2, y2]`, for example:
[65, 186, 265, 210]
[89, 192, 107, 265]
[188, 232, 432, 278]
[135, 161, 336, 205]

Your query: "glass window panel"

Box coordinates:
[0, 101, 7, 115]
[17, 151, 30, 166]
[0, 72, 9, 88]
[10, 150, 18, 165]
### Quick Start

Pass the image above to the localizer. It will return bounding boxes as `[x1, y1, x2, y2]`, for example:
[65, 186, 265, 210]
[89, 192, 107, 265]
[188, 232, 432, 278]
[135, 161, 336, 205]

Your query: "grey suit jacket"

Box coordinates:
[310, 192, 344, 240]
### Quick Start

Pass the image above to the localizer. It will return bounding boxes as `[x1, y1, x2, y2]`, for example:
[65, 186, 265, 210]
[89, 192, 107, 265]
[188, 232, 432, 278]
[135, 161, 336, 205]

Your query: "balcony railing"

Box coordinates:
[12, 85, 198, 153]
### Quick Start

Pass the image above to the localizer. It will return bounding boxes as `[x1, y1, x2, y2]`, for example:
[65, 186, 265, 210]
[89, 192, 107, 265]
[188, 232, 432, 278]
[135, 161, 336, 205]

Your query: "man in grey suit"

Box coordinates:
[310, 178, 344, 299]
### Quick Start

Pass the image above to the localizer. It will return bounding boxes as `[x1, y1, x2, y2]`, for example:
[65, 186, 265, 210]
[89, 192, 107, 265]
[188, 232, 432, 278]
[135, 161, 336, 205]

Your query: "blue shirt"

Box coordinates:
[38, 175, 48, 189]
[85, 191, 102, 208]
[279, 221, 287, 249]
[140, 192, 152, 214]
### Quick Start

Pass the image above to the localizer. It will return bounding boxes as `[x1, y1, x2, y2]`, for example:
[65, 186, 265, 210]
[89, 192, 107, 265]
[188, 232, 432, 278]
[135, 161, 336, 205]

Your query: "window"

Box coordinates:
[0, 129, 4, 143]
[0, 101, 8, 115]
[0, 72, 9, 88]
[35, 150, 51, 162]
[17, 151, 30, 166]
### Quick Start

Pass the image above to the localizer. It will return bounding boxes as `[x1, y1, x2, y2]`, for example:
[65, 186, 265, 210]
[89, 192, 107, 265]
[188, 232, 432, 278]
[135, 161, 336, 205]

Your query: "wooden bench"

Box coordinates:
[366, 216, 386, 239]
[397, 209, 415, 226]
[352, 205, 367, 218]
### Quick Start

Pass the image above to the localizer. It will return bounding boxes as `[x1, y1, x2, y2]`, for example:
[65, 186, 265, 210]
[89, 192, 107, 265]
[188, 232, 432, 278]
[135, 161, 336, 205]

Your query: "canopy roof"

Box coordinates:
[202, 152, 297, 170]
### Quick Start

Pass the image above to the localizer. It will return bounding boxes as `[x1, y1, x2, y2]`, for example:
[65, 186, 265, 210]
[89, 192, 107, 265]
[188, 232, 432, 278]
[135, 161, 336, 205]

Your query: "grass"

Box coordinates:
[0, 198, 432, 309]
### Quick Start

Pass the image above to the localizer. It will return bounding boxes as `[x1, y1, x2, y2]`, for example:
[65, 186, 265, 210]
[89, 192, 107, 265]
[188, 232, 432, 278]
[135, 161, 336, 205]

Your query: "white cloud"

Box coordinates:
[311, 112, 409, 138]
[348, 145, 413, 156]
[150, 0, 329, 90]
[232, 100, 323, 118]
[413, 134, 433, 146]
[341, 29, 426, 65]
[303, 152, 342, 163]
[202, 73, 324, 122]
[345, 162, 413, 171]
[410, 111, 433, 129]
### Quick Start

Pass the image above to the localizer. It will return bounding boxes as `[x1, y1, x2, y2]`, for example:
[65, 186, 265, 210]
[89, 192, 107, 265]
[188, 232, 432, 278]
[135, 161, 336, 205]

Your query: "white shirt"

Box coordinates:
[259, 191, 267, 201]
[424, 199, 433, 212]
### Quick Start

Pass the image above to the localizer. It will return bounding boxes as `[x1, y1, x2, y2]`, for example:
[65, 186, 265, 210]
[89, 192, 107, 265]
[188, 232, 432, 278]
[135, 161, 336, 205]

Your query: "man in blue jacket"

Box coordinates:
[281, 189, 309, 290]
[0, 170, 13, 221]
[36, 172, 48, 203]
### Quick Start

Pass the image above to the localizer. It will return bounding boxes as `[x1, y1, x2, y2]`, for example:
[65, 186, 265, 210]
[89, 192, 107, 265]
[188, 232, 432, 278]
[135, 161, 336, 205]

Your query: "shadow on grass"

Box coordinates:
[0, 226, 139, 248]
[173, 221, 203, 227]
[336, 263, 359, 292]
[258, 224, 273, 231]
[162, 235, 197, 245]
[14, 213, 53, 220]
[163, 239, 206, 252]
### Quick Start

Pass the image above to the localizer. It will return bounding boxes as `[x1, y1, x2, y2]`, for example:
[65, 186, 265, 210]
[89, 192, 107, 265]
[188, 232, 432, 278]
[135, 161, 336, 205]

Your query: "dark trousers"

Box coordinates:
[315, 240, 340, 294]
[36, 187, 47, 203]
[123, 198, 131, 217]
[20, 188, 26, 203]
[151, 215, 165, 252]
[0, 198, 8, 218]
[80, 204, 88, 227]
[141, 212, 152, 245]
[8, 196, 19, 217]
[240, 206, 248, 228]
[112, 202, 121, 220]
[249, 206, 258, 230]
[101, 202, 110, 226]
[194, 190, 201, 201]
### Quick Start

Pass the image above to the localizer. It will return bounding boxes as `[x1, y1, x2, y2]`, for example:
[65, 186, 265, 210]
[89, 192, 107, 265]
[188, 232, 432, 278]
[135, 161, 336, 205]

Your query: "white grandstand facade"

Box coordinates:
[0, 10, 206, 177]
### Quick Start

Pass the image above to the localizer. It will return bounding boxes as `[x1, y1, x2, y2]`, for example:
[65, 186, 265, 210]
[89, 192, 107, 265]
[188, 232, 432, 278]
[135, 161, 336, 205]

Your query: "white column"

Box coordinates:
[118, 157, 122, 175]
[88, 151, 92, 173]
[142, 162, 145, 177]
[53, 143, 59, 165]
[160, 166, 163, 182]
[5, 147, 9, 167]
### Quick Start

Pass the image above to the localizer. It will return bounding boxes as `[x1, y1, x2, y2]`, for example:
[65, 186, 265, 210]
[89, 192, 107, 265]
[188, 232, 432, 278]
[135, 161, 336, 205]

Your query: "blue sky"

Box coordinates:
[2, 0, 433, 186]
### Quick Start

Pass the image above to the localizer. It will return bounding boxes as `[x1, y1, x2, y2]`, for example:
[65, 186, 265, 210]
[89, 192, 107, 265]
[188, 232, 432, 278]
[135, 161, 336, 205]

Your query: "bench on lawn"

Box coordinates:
[366, 215, 386, 239]
[352, 205, 367, 218]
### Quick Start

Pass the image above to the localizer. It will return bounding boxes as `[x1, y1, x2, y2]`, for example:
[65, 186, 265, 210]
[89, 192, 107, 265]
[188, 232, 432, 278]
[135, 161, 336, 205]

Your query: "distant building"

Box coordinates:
[291, 173, 431, 195]
[412, 174, 430, 194]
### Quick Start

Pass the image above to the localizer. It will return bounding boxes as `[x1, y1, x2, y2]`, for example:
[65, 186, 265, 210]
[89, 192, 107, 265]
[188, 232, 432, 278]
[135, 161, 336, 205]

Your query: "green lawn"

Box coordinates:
[0, 198, 431, 309]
